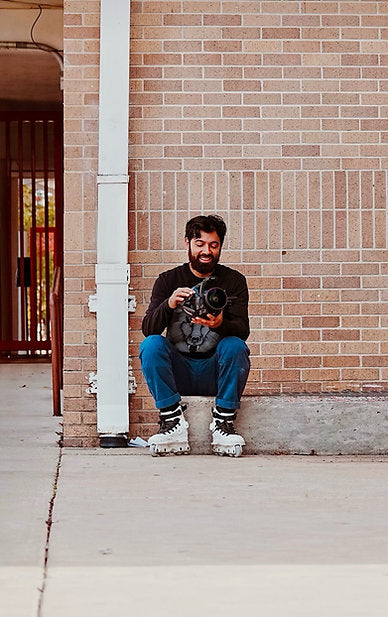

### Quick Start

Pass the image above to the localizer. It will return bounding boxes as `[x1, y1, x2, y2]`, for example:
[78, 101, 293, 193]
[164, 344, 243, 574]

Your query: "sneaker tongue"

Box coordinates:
[217, 419, 236, 435]
[159, 417, 180, 434]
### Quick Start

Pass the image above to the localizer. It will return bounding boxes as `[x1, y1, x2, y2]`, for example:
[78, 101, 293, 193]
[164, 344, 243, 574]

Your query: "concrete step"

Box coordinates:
[184, 395, 388, 455]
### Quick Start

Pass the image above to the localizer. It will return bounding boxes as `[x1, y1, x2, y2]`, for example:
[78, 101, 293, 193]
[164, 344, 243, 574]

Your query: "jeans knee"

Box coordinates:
[217, 336, 250, 363]
[139, 335, 169, 362]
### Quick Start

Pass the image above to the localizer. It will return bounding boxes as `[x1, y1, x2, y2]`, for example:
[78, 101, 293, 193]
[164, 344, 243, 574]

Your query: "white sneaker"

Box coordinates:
[148, 404, 190, 456]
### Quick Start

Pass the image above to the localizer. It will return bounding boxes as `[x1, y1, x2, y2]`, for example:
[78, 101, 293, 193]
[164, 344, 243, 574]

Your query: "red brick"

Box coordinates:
[362, 356, 388, 367]
[263, 54, 301, 65]
[322, 330, 360, 341]
[323, 356, 360, 367]
[284, 330, 320, 341]
[204, 15, 241, 26]
[302, 317, 340, 328]
[342, 369, 380, 381]
[283, 145, 320, 157]
[144, 54, 182, 65]
[184, 53, 221, 65]
[342, 54, 378, 66]
[302, 369, 340, 381]
[262, 28, 300, 39]
[284, 357, 321, 368]
[323, 276, 360, 289]
[222, 27, 261, 39]
[283, 277, 320, 289]
[262, 369, 300, 382]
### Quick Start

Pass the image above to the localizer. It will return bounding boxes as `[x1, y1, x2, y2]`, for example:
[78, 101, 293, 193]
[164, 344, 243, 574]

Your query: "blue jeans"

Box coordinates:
[139, 335, 250, 410]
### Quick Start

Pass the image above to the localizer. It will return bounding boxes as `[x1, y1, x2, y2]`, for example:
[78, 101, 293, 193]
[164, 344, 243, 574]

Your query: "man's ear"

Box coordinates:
[184, 237, 189, 248]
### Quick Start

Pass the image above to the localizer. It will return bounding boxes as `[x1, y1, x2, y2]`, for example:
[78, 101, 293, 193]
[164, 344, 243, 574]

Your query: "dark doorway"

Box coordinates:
[0, 111, 63, 358]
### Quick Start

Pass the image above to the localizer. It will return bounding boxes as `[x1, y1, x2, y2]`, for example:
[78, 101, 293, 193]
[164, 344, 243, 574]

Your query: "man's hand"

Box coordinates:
[168, 287, 194, 310]
[192, 311, 223, 329]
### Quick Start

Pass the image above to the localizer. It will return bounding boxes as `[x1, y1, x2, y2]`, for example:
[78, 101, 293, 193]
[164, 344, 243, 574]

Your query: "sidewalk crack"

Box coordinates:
[37, 427, 63, 617]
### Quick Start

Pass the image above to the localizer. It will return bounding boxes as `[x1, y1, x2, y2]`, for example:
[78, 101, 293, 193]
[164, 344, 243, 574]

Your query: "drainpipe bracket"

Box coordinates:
[87, 372, 98, 394]
[128, 357, 137, 394]
[88, 293, 136, 313]
[128, 374, 137, 395]
[86, 370, 138, 395]
[88, 294, 98, 313]
[128, 295, 137, 313]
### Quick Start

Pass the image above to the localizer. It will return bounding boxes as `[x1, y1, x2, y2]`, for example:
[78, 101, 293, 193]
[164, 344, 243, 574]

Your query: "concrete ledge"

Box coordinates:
[184, 395, 388, 455]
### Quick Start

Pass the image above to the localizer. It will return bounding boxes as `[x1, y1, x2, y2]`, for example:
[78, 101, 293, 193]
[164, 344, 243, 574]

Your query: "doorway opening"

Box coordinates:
[0, 111, 63, 359]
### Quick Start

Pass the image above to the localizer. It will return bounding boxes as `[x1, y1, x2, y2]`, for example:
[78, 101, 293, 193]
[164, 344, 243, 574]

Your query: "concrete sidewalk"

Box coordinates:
[1, 364, 388, 617]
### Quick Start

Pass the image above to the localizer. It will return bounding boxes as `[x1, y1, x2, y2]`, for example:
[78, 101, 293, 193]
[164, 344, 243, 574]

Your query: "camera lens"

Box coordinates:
[204, 287, 227, 312]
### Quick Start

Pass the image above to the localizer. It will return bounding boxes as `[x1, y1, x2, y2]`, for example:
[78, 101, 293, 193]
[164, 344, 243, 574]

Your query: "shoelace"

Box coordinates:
[158, 417, 180, 434]
[216, 419, 236, 436]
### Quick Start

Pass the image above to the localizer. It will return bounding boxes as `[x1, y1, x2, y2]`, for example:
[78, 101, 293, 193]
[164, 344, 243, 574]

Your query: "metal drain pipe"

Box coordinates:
[94, 0, 131, 447]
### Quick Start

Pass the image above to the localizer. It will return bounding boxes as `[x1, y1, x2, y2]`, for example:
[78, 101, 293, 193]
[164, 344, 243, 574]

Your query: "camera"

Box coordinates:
[181, 277, 229, 319]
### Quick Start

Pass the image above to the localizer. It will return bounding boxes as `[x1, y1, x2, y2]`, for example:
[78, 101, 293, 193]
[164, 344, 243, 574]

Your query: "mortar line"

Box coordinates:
[36, 427, 63, 617]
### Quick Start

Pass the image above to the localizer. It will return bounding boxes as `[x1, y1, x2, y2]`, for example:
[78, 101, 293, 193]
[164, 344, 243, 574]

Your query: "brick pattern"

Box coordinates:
[62, 1, 100, 446]
[128, 1, 388, 440]
[63, 1, 388, 444]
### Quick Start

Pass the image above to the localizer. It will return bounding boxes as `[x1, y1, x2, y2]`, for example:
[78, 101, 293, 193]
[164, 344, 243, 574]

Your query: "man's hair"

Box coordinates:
[185, 215, 227, 246]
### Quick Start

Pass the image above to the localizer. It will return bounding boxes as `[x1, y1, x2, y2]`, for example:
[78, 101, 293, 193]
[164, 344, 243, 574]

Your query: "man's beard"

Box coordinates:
[188, 246, 220, 275]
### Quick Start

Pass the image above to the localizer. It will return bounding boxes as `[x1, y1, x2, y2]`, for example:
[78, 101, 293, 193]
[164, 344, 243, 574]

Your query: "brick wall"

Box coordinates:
[63, 0, 100, 446]
[62, 1, 388, 445]
[128, 1, 388, 440]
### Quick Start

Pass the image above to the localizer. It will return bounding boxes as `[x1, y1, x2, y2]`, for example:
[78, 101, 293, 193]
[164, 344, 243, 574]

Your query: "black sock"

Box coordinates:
[160, 402, 181, 414]
[214, 406, 236, 421]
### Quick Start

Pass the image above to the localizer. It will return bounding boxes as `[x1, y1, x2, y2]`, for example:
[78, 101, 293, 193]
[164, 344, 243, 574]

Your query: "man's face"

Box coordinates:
[185, 230, 221, 276]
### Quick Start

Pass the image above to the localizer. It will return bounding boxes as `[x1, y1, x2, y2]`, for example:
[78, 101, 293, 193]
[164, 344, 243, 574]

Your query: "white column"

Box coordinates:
[96, 0, 130, 444]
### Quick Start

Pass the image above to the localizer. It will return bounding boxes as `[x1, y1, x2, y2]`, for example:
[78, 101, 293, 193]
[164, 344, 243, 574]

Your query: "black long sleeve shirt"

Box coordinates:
[142, 263, 250, 357]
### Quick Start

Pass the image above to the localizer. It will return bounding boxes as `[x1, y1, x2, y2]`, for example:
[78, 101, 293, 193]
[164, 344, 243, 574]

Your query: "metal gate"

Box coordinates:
[0, 111, 63, 356]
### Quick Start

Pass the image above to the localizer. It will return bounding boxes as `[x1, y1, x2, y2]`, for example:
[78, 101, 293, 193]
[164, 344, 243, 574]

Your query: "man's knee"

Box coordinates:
[217, 336, 250, 362]
[139, 335, 170, 361]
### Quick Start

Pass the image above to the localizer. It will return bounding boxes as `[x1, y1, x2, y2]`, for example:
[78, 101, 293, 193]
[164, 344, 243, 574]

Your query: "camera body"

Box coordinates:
[181, 276, 228, 319]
